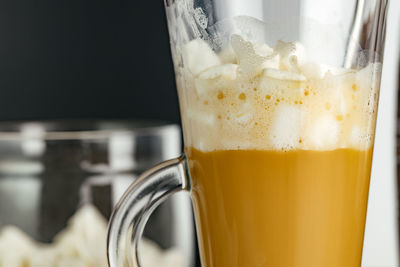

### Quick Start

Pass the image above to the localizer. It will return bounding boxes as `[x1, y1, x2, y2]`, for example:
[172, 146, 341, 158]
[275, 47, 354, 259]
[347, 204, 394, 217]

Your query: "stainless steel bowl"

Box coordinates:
[0, 120, 194, 266]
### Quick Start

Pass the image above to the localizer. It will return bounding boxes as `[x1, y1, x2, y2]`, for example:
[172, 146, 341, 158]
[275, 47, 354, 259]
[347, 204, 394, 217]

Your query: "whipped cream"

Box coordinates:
[0, 205, 185, 267]
[177, 34, 381, 151]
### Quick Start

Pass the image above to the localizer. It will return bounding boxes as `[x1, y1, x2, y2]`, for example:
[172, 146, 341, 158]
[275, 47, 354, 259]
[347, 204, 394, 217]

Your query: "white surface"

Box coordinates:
[362, 1, 399, 266]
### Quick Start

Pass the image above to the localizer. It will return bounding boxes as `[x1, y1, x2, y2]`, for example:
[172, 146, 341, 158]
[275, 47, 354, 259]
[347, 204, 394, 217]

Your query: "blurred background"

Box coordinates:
[0, 0, 398, 266]
[0, 1, 191, 266]
[0, 0, 180, 123]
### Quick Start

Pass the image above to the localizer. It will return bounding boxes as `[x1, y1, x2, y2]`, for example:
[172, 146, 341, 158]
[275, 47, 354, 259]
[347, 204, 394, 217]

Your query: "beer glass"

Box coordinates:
[108, 0, 388, 266]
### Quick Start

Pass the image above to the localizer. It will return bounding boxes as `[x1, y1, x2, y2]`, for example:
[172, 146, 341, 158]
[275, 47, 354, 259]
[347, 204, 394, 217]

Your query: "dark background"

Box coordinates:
[0, 0, 180, 123]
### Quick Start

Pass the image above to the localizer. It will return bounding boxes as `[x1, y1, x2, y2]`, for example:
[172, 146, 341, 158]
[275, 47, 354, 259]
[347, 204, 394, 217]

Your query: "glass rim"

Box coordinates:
[0, 119, 180, 141]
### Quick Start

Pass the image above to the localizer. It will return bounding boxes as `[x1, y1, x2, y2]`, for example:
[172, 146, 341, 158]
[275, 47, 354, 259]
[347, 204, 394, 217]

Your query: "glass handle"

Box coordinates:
[107, 155, 189, 267]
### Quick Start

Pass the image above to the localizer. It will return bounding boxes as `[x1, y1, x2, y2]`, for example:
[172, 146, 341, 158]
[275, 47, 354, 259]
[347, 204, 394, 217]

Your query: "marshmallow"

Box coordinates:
[270, 105, 302, 150]
[274, 41, 306, 72]
[231, 34, 268, 75]
[262, 68, 306, 81]
[305, 115, 339, 149]
[183, 39, 221, 75]
[253, 43, 274, 57]
[261, 54, 280, 69]
[218, 45, 237, 64]
[198, 64, 238, 80]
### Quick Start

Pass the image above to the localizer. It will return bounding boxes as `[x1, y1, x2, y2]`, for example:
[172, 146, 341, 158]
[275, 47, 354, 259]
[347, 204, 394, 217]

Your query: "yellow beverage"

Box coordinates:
[187, 148, 373, 267]
[105, 9, 388, 267]
[177, 35, 381, 267]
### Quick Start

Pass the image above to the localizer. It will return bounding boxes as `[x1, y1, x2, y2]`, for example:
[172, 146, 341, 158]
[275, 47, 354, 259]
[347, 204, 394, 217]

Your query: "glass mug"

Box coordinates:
[108, 0, 388, 266]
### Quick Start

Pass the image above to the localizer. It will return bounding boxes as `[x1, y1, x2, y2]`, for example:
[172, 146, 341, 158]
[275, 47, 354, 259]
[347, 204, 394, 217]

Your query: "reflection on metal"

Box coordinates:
[0, 120, 194, 266]
[0, 177, 41, 239]
[344, 0, 366, 68]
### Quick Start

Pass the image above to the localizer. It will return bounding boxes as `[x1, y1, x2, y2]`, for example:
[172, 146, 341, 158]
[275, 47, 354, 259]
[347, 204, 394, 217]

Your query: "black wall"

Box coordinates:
[0, 0, 180, 123]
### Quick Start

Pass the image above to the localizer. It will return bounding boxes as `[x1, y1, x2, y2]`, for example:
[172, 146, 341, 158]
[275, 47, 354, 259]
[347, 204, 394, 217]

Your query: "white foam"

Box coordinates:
[350, 125, 363, 148]
[233, 102, 253, 125]
[300, 63, 353, 79]
[186, 109, 215, 126]
[179, 33, 380, 151]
